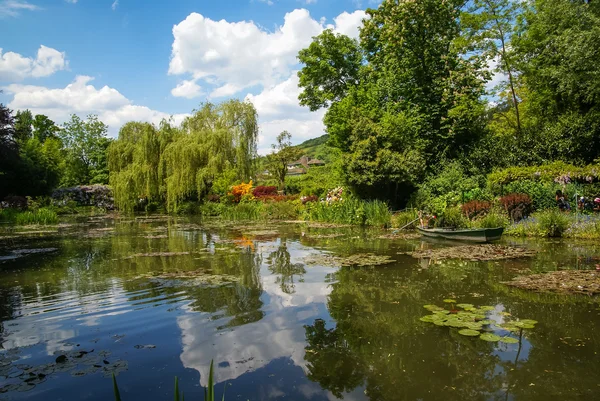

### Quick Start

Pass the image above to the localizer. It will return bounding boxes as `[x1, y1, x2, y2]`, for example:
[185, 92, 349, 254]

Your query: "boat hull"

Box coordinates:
[417, 227, 504, 243]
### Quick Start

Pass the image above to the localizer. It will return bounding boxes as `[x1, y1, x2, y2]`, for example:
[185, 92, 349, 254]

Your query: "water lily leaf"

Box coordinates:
[499, 337, 519, 344]
[443, 299, 456, 303]
[432, 310, 450, 315]
[424, 305, 442, 311]
[479, 306, 495, 311]
[458, 329, 481, 337]
[456, 303, 474, 309]
[420, 315, 438, 323]
[479, 319, 495, 325]
[498, 324, 519, 332]
[433, 320, 446, 326]
[519, 319, 538, 325]
[466, 323, 483, 330]
[500, 312, 512, 316]
[513, 322, 535, 329]
[479, 333, 501, 342]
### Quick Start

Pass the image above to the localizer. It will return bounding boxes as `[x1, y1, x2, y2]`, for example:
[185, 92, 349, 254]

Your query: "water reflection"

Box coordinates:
[0, 219, 599, 400]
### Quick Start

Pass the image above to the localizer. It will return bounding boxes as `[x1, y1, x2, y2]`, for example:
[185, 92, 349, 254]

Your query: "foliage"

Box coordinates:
[473, 210, 509, 229]
[304, 196, 390, 227]
[535, 209, 571, 237]
[265, 131, 302, 191]
[285, 162, 345, 197]
[52, 185, 114, 209]
[60, 114, 111, 186]
[230, 181, 253, 203]
[488, 162, 600, 187]
[499, 193, 532, 221]
[435, 207, 469, 229]
[13, 207, 58, 225]
[461, 200, 491, 220]
[391, 209, 419, 229]
[252, 186, 278, 198]
[262, 200, 300, 220]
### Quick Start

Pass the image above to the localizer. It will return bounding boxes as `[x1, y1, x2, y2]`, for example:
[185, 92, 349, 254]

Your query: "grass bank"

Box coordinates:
[505, 210, 600, 239]
[0, 207, 58, 225]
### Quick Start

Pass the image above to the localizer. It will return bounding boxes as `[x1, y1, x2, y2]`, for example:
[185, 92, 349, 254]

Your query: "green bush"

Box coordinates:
[473, 210, 509, 229]
[499, 180, 567, 211]
[263, 201, 300, 220]
[220, 203, 265, 221]
[534, 209, 570, 237]
[391, 209, 419, 229]
[198, 202, 226, 217]
[304, 197, 391, 227]
[0, 208, 19, 223]
[14, 208, 58, 225]
[435, 207, 469, 228]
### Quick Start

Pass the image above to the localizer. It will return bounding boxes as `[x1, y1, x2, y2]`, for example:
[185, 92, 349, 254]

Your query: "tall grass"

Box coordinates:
[535, 209, 570, 237]
[305, 198, 391, 227]
[391, 209, 419, 229]
[220, 202, 265, 221]
[0, 207, 58, 225]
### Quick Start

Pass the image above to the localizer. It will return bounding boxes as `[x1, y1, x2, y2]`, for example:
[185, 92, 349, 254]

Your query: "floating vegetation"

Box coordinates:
[123, 251, 192, 259]
[302, 233, 345, 239]
[420, 302, 538, 343]
[0, 349, 127, 394]
[143, 234, 168, 239]
[406, 244, 537, 261]
[137, 270, 240, 286]
[378, 232, 420, 240]
[304, 253, 396, 267]
[503, 270, 600, 295]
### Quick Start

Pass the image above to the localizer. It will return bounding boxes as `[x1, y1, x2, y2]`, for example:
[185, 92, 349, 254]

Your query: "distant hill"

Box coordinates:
[293, 134, 337, 162]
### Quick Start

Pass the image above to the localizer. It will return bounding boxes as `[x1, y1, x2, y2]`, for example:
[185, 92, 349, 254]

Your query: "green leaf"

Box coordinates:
[479, 333, 501, 342]
[174, 377, 179, 401]
[456, 303, 474, 309]
[458, 329, 481, 337]
[443, 299, 457, 303]
[499, 336, 519, 344]
[112, 373, 122, 401]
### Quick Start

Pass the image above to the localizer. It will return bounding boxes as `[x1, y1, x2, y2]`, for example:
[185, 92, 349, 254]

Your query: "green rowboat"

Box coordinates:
[417, 227, 504, 243]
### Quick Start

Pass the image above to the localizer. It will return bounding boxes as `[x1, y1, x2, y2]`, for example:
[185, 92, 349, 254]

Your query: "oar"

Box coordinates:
[396, 217, 420, 231]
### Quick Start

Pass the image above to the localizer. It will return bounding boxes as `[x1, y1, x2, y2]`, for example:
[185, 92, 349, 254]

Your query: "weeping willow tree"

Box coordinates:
[108, 99, 258, 212]
[160, 100, 258, 211]
[108, 120, 176, 212]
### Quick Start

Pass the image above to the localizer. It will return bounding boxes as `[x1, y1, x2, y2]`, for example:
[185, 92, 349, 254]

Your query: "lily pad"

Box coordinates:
[456, 303, 474, 309]
[443, 299, 457, 303]
[479, 333, 501, 342]
[420, 315, 438, 322]
[479, 306, 495, 311]
[423, 305, 442, 311]
[518, 319, 538, 325]
[499, 337, 519, 344]
[432, 310, 450, 315]
[458, 329, 481, 337]
[513, 322, 536, 329]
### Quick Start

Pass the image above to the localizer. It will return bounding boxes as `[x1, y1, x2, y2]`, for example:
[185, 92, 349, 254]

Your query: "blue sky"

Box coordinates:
[0, 0, 375, 153]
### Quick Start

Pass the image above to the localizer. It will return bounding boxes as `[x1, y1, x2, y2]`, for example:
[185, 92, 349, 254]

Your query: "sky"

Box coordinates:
[0, 0, 379, 154]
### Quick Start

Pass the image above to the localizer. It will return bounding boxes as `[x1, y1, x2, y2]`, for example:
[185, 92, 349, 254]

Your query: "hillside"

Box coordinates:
[293, 134, 338, 162]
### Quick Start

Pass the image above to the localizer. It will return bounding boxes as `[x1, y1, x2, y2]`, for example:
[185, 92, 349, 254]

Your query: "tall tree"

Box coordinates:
[0, 101, 19, 198]
[32, 114, 60, 143]
[266, 131, 302, 191]
[60, 114, 110, 186]
[463, 0, 523, 134]
[14, 110, 34, 143]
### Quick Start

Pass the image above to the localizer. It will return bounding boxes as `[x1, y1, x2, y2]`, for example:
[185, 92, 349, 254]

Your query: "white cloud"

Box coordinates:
[170, 79, 203, 99]
[0, 45, 67, 81]
[0, 0, 39, 18]
[169, 9, 366, 98]
[169, 9, 366, 151]
[4, 76, 188, 136]
[111, 0, 118, 11]
[65, 0, 78, 3]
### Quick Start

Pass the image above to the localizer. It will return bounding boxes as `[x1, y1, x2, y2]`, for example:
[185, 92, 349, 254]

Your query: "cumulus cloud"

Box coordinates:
[0, 0, 39, 18]
[169, 8, 367, 152]
[169, 9, 366, 99]
[4, 76, 188, 136]
[0, 45, 67, 81]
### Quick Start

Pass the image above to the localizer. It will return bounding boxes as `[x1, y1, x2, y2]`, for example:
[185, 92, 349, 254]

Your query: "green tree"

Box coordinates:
[0, 101, 19, 198]
[14, 110, 34, 143]
[266, 131, 302, 191]
[60, 114, 110, 186]
[32, 114, 60, 143]
[297, 29, 363, 112]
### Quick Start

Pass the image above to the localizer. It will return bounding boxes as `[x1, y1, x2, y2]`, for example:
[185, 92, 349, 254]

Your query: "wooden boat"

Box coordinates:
[417, 227, 504, 243]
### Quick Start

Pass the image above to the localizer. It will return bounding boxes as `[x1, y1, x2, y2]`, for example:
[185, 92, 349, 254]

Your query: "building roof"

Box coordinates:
[307, 159, 325, 165]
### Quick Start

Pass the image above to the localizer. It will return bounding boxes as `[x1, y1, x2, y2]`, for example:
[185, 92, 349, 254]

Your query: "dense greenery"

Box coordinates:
[297, 0, 600, 208]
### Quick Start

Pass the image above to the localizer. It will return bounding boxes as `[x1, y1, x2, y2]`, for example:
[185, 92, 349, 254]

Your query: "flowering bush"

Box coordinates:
[51, 185, 114, 210]
[301, 195, 318, 205]
[252, 186, 278, 198]
[230, 181, 253, 203]
[325, 187, 344, 204]
[461, 200, 491, 219]
[500, 193, 532, 221]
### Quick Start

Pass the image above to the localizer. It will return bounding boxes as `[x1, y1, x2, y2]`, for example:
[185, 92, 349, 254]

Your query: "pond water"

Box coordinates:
[1, 217, 599, 401]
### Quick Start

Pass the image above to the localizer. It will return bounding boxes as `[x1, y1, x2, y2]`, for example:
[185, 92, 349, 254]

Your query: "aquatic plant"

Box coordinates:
[14, 207, 58, 225]
[473, 211, 509, 229]
[305, 196, 391, 227]
[535, 209, 570, 237]
[419, 302, 538, 343]
[112, 360, 222, 401]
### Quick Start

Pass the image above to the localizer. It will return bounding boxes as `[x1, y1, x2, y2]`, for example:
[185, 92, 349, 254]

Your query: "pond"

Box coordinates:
[1, 217, 599, 401]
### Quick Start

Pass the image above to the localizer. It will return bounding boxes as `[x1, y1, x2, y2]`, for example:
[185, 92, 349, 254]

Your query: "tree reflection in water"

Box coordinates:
[266, 238, 306, 295]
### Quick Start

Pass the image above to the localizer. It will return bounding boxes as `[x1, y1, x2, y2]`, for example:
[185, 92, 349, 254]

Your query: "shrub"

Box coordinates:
[473, 211, 509, 229]
[229, 181, 253, 203]
[252, 186, 278, 198]
[461, 200, 491, 219]
[1, 195, 28, 210]
[176, 201, 199, 215]
[221, 202, 264, 221]
[301, 195, 318, 205]
[435, 207, 469, 228]
[52, 185, 114, 210]
[535, 209, 570, 237]
[499, 193, 533, 221]
[263, 201, 299, 220]
[391, 209, 419, 229]
[207, 194, 221, 203]
[14, 208, 58, 225]
[305, 196, 391, 227]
